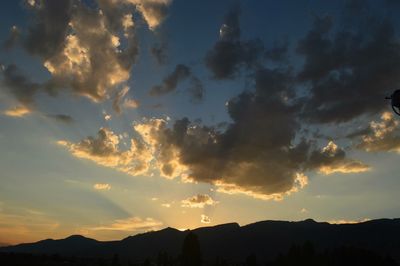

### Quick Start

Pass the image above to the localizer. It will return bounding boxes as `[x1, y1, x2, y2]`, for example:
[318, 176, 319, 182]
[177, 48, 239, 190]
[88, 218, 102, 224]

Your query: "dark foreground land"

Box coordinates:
[1, 218, 400, 265]
[0, 244, 397, 266]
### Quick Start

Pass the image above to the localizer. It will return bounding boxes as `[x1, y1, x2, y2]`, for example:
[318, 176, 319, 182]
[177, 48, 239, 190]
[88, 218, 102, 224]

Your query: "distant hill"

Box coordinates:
[1, 219, 400, 263]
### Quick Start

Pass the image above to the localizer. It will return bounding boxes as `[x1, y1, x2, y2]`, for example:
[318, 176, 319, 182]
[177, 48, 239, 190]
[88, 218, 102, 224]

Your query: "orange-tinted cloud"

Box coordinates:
[308, 141, 370, 175]
[357, 112, 400, 153]
[181, 194, 218, 208]
[88, 216, 162, 232]
[3, 106, 31, 117]
[200, 214, 211, 224]
[94, 183, 111, 190]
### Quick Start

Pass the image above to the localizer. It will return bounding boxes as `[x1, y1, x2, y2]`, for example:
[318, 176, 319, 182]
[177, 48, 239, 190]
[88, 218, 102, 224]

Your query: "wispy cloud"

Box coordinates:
[89, 217, 162, 232]
[94, 183, 111, 190]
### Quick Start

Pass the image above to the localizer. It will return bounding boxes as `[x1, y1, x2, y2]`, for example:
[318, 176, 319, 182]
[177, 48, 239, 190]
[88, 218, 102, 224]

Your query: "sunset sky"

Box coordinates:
[1, 0, 400, 245]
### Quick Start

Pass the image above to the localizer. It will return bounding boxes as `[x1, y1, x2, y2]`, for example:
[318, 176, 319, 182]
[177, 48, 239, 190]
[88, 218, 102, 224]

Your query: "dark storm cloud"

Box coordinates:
[205, 7, 265, 80]
[297, 14, 400, 124]
[143, 67, 367, 198]
[63, 62, 370, 199]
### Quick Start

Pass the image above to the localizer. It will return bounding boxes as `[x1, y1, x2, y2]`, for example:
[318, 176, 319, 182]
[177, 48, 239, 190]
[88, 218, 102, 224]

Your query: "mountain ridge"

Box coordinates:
[1, 218, 400, 262]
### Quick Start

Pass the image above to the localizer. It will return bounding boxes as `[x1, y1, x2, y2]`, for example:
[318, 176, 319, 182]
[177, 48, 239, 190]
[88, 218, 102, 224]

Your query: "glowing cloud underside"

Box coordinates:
[59, 117, 368, 201]
[3, 106, 31, 117]
[357, 112, 400, 153]
[88, 217, 162, 231]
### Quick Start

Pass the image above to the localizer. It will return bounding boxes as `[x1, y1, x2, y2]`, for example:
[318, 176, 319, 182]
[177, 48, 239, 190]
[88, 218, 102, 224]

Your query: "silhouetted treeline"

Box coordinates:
[0, 252, 110, 266]
[1, 234, 398, 266]
[265, 242, 398, 266]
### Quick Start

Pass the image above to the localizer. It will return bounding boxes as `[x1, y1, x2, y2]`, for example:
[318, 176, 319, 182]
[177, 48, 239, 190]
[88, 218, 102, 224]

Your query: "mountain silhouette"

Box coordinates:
[1, 219, 400, 263]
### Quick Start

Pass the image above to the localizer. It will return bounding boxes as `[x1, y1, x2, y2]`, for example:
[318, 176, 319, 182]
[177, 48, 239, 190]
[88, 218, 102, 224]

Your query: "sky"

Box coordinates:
[1, 0, 400, 245]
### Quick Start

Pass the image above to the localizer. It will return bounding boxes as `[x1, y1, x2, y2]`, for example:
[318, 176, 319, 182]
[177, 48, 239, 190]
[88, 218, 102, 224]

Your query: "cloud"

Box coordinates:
[297, 13, 400, 123]
[58, 127, 153, 176]
[205, 7, 265, 79]
[112, 86, 139, 114]
[60, 67, 367, 201]
[132, 118, 188, 179]
[200, 214, 211, 224]
[123, 98, 140, 109]
[0, 205, 60, 245]
[45, 114, 74, 123]
[161, 203, 171, 208]
[307, 141, 370, 174]
[123, 0, 171, 30]
[187, 77, 204, 103]
[328, 218, 370, 224]
[2, 25, 20, 50]
[150, 42, 168, 64]
[42, 4, 133, 102]
[3, 0, 171, 113]
[89, 216, 162, 231]
[94, 183, 111, 190]
[181, 194, 217, 208]
[145, 68, 366, 199]
[214, 173, 308, 201]
[1, 64, 39, 109]
[3, 106, 31, 117]
[150, 64, 191, 96]
[150, 64, 204, 102]
[356, 112, 400, 153]
[264, 39, 289, 62]
[300, 208, 308, 213]
[26, 0, 36, 6]
[146, 68, 311, 199]
[58, 119, 187, 179]
[219, 5, 240, 41]
[24, 0, 73, 59]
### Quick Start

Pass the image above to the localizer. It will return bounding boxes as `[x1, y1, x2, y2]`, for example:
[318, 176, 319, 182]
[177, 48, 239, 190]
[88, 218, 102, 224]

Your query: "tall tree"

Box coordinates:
[181, 231, 202, 266]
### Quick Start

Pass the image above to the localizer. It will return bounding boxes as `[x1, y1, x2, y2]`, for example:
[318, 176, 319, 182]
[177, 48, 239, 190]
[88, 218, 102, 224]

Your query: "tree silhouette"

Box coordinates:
[112, 254, 121, 266]
[181, 231, 202, 266]
[246, 254, 257, 266]
[157, 251, 172, 266]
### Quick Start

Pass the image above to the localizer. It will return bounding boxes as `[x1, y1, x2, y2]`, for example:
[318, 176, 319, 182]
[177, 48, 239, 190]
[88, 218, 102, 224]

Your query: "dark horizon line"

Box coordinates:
[3, 217, 399, 247]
